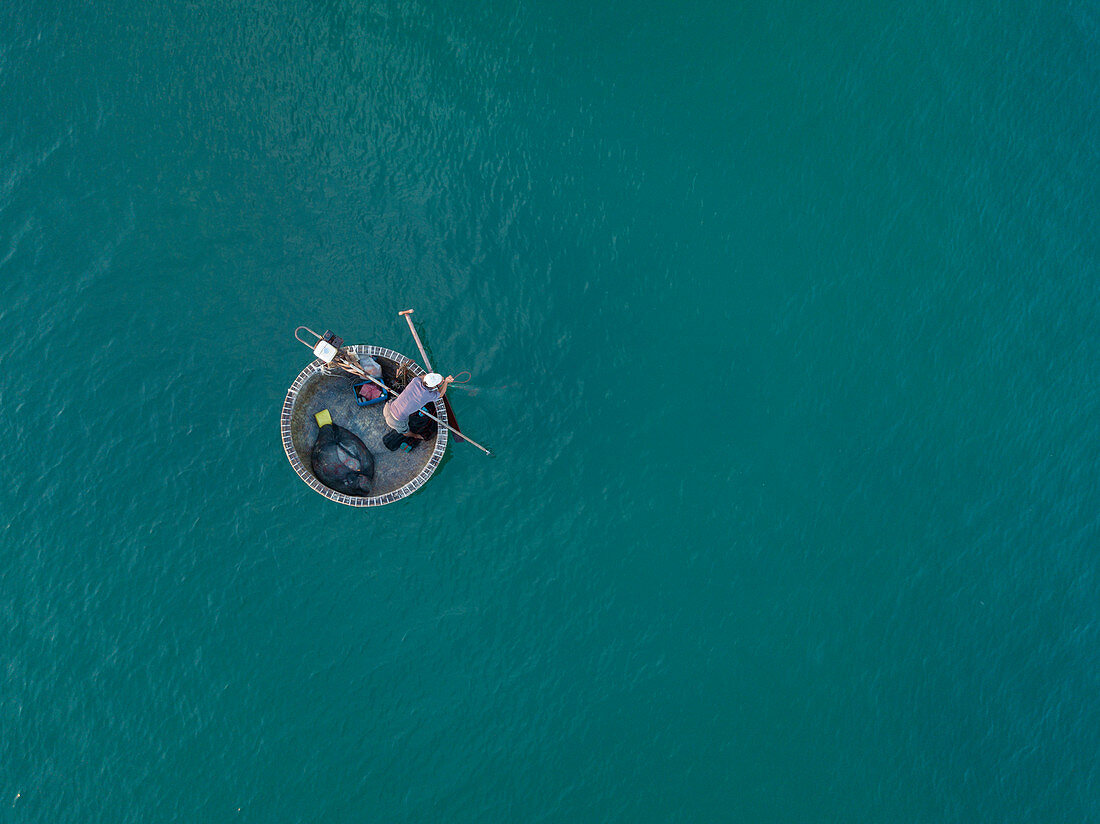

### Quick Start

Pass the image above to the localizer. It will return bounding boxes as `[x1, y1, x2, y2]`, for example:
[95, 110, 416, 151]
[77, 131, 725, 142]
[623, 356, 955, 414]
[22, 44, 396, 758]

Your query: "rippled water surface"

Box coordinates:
[2, 0, 1097, 821]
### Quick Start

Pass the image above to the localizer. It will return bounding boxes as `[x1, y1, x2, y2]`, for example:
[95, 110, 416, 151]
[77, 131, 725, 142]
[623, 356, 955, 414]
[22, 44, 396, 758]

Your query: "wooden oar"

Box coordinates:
[354, 369, 492, 456]
[398, 309, 465, 443]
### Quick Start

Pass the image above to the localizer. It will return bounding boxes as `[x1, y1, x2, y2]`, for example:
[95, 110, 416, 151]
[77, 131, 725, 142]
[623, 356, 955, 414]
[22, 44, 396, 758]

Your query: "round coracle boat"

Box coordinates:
[281, 344, 449, 506]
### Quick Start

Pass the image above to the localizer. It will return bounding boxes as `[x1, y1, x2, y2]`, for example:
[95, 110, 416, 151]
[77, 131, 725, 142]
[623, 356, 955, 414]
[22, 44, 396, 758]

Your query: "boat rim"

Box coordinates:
[281, 344, 449, 507]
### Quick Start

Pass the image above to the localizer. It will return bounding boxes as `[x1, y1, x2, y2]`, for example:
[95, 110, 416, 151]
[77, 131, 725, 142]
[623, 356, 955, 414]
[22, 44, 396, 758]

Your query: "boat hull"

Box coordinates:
[281, 345, 449, 506]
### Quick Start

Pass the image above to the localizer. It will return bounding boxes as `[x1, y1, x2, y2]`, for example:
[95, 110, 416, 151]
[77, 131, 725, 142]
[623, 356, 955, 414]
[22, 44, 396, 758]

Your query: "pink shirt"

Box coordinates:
[387, 377, 440, 422]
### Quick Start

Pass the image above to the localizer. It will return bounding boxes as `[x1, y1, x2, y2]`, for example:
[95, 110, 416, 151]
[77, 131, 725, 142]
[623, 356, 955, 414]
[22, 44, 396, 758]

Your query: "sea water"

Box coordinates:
[1, 0, 1097, 821]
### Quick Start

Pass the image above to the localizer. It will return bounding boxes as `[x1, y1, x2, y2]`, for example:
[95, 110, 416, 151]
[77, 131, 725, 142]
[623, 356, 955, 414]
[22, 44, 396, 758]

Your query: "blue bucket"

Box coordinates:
[352, 381, 389, 407]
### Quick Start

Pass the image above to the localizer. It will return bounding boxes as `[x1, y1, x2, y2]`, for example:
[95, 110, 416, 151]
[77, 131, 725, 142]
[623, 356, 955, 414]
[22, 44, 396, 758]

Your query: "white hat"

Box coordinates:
[423, 373, 444, 389]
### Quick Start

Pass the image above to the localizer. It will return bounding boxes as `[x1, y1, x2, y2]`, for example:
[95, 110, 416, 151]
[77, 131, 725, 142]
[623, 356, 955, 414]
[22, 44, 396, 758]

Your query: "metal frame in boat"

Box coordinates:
[281, 344, 449, 506]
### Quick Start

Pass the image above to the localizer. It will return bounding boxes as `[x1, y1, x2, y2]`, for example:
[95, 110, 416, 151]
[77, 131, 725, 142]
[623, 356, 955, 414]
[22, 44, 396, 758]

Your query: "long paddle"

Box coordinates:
[296, 327, 491, 455]
[350, 368, 492, 455]
[398, 309, 465, 443]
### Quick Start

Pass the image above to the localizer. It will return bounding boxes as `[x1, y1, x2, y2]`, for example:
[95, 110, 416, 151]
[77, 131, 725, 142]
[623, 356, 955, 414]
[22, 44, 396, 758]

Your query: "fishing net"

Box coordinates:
[311, 424, 376, 496]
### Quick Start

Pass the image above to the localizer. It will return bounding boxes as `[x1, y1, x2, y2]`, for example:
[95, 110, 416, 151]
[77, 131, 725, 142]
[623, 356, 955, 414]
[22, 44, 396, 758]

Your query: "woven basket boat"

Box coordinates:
[281, 344, 449, 506]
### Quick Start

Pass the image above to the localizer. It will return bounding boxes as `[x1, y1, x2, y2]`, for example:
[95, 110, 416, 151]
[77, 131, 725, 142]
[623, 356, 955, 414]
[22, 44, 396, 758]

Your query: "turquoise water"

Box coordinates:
[3, 0, 1098, 820]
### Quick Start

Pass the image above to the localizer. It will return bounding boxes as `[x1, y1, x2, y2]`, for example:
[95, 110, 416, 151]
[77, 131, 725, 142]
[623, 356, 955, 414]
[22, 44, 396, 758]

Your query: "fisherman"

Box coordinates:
[383, 372, 452, 440]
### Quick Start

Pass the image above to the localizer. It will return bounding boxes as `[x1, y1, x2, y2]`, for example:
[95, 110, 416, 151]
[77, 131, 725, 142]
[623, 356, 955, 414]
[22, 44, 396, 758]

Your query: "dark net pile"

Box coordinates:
[310, 424, 376, 496]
